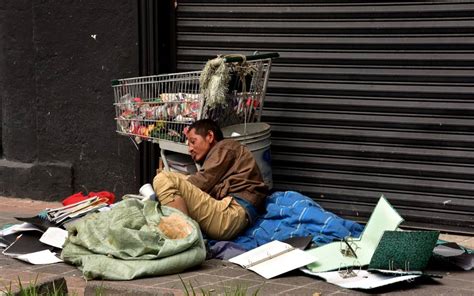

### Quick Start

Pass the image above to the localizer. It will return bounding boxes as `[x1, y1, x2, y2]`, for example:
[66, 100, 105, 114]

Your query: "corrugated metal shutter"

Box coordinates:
[175, 0, 474, 233]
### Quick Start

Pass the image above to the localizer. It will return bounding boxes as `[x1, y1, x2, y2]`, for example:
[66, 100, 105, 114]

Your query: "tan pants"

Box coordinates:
[153, 171, 248, 240]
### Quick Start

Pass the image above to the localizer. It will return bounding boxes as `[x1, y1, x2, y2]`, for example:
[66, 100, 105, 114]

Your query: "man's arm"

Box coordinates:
[187, 146, 236, 193]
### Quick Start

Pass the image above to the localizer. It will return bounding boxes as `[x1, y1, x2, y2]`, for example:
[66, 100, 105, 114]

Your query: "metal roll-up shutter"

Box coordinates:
[175, 0, 474, 233]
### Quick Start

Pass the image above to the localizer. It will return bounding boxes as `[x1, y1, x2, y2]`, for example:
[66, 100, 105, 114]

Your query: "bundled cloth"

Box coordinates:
[199, 56, 230, 109]
[61, 198, 206, 280]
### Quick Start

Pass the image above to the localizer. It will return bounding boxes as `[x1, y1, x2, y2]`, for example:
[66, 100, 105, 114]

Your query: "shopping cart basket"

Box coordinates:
[111, 52, 278, 149]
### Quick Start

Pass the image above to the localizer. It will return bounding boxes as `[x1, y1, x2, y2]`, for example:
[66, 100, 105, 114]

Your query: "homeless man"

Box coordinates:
[153, 119, 268, 240]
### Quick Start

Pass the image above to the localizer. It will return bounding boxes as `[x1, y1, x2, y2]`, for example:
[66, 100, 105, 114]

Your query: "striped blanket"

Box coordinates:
[232, 191, 364, 250]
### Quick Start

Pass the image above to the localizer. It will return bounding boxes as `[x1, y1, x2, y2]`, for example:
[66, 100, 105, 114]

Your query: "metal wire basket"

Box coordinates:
[112, 53, 277, 145]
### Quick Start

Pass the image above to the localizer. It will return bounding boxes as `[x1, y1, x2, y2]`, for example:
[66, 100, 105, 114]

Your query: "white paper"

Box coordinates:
[230, 241, 291, 267]
[229, 240, 318, 279]
[301, 269, 420, 289]
[39, 227, 69, 249]
[249, 248, 318, 279]
[16, 250, 63, 265]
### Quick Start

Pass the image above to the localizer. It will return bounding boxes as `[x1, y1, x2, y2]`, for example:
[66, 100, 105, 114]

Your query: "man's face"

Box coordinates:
[187, 128, 214, 163]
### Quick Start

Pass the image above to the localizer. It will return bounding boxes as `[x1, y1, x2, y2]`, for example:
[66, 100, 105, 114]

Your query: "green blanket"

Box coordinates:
[61, 198, 206, 280]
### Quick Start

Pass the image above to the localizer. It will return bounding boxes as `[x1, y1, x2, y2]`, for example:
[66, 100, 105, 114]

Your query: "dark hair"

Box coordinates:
[188, 119, 224, 141]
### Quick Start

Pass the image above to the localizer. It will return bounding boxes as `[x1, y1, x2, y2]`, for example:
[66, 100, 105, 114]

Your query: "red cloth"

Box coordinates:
[62, 191, 115, 206]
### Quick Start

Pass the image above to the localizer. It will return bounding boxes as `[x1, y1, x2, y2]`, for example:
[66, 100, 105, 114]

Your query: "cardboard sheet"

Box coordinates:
[301, 268, 420, 289]
[2, 232, 52, 256]
[229, 240, 318, 279]
[306, 195, 404, 273]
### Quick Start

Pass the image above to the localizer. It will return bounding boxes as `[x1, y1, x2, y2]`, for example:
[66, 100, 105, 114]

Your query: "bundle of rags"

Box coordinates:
[200, 54, 250, 127]
[61, 198, 206, 280]
[199, 56, 230, 109]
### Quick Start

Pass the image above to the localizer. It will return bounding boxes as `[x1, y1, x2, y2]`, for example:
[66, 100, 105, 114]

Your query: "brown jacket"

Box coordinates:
[187, 139, 268, 211]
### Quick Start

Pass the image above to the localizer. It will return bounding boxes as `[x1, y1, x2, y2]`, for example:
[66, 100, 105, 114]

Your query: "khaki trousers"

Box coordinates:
[153, 171, 248, 240]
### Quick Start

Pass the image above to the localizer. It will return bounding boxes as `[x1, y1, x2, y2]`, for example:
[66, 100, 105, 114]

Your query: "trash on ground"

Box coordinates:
[229, 240, 317, 279]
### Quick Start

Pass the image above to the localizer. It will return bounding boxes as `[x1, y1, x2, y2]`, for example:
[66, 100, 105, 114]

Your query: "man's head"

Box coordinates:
[187, 119, 224, 163]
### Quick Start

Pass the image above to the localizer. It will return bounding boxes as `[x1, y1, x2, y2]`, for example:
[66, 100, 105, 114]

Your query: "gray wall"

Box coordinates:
[0, 0, 138, 201]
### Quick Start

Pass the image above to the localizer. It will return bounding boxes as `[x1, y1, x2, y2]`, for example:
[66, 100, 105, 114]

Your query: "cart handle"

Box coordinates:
[223, 52, 279, 63]
[111, 52, 279, 86]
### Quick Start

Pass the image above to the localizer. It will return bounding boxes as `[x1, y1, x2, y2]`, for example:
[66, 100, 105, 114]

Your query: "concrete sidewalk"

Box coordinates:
[1, 196, 473, 295]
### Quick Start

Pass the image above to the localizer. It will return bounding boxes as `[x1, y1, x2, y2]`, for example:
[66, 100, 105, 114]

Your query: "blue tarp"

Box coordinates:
[232, 191, 364, 250]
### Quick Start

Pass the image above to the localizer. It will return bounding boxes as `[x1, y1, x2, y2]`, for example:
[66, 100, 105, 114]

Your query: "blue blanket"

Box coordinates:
[233, 191, 364, 250]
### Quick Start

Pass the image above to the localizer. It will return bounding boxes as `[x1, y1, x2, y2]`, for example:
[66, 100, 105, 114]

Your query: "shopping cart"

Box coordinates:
[112, 52, 278, 170]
